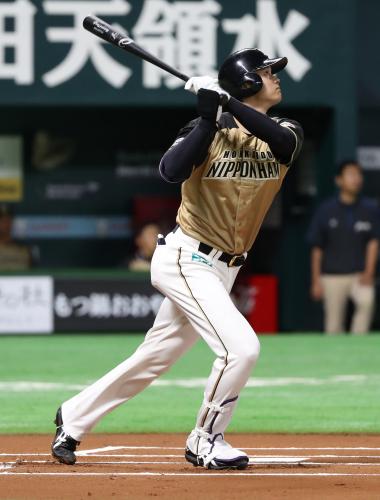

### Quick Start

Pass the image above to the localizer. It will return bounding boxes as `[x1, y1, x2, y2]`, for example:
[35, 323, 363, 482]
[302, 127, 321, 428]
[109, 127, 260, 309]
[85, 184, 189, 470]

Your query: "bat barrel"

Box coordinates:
[83, 15, 189, 83]
[83, 16, 125, 46]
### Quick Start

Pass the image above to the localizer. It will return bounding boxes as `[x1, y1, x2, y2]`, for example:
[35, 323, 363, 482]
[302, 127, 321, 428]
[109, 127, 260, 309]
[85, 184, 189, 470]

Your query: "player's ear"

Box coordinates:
[334, 175, 342, 189]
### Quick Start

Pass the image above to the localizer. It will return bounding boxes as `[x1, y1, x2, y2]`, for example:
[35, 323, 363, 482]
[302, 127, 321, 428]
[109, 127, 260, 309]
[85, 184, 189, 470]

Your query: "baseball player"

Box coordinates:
[51, 48, 303, 470]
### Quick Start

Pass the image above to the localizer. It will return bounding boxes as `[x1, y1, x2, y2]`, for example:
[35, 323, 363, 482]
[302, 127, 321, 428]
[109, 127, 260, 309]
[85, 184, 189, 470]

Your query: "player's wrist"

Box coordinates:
[197, 89, 222, 123]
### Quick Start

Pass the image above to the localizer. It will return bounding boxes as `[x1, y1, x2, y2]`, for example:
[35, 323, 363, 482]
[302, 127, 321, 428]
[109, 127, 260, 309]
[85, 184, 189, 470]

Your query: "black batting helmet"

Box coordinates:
[218, 48, 288, 100]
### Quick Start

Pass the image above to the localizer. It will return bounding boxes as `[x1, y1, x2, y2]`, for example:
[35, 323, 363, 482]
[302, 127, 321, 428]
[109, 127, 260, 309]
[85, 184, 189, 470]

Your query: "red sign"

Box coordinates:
[232, 275, 278, 334]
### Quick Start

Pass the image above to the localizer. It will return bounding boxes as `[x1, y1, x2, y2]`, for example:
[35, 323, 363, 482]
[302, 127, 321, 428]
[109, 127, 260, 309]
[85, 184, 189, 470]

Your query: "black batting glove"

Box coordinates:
[197, 88, 222, 122]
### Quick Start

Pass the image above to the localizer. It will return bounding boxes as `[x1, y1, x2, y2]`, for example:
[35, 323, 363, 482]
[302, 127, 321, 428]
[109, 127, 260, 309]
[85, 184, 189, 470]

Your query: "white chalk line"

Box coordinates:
[306, 463, 380, 467]
[3, 446, 380, 477]
[2, 453, 380, 459]
[1, 458, 308, 466]
[1, 472, 380, 477]
[74, 445, 380, 454]
[3, 446, 380, 457]
[76, 445, 126, 455]
[82, 454, 183, 458]
[0, 464, 13, 471]
[247, 447, 380, 451]
[0, 454, 51, 457]
[1, 374, 379, 392]
[3, 460, 186, 465]
[3, 460, 380, 467]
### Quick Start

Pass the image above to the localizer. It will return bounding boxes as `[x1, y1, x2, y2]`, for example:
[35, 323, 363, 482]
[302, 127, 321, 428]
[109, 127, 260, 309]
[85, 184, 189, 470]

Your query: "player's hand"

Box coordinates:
[358, 272, 374, 286]
[185, 76, 230, 101]
[197, 89, 223, 123]
[310, 280, 323, 301]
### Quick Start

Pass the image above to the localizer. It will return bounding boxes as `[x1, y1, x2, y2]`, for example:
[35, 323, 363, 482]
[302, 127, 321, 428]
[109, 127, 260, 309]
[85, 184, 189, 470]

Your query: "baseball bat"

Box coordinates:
[83, 16, 190, 83]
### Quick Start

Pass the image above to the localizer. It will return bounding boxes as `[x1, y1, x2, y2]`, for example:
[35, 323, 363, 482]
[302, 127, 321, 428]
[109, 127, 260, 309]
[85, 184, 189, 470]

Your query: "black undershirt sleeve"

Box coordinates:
[159, 118, 216, 183]
[160, 97, 302, 183]
[226, 97, 297, 164]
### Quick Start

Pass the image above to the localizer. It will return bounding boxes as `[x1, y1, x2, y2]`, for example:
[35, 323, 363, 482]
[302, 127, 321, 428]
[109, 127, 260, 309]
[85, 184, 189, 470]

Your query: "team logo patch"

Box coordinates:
[192, 253, 213, 267]
[328, 218, 339, 228]
[354, 221, 372, 232]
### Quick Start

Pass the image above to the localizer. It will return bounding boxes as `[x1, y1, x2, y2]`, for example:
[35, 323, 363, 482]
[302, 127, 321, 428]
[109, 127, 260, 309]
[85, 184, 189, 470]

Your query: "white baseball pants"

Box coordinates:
[61, 227, 260, 441]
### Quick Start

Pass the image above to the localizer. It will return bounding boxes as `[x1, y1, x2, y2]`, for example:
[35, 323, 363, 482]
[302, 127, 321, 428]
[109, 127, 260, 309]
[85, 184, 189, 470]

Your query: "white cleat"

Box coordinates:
[185, 429, 249, 470]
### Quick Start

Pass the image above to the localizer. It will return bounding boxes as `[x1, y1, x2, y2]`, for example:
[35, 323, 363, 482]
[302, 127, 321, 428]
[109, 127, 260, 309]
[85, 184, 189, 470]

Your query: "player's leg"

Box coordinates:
[350, 275, 375, 334]
[321, 275, 352, 333]
[152, 239, 260, 469]
[52, 297, 198, 464]
[183, 264, 259, 469]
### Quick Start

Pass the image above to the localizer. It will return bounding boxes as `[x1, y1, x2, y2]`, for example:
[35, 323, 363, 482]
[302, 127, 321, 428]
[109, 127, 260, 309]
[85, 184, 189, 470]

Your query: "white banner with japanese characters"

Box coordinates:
[0, 277, 53, 333]
[0, 0, 318, 104]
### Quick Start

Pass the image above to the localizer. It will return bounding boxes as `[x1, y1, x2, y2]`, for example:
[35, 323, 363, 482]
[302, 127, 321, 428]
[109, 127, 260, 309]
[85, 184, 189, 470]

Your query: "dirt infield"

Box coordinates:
[1, 434, 380, 499]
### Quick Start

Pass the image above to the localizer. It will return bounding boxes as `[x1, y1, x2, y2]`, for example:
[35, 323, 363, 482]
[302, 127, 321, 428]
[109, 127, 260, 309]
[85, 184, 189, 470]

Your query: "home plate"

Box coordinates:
[249, 457, 308, 465]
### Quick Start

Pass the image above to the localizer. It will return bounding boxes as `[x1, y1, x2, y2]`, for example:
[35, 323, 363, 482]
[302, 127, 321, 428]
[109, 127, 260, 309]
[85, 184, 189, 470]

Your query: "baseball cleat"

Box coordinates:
[185, 429, 249, 470]
[51, 407, 80, 465]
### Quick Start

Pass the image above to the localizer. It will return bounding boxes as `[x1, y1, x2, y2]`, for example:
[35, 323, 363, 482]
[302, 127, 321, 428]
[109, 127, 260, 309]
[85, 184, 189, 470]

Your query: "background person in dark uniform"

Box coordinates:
[308, 160, 380, 334]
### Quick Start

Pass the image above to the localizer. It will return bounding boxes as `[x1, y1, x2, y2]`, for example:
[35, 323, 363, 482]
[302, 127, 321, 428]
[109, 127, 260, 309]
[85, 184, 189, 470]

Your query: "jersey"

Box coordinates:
[176, 112, 303, 255]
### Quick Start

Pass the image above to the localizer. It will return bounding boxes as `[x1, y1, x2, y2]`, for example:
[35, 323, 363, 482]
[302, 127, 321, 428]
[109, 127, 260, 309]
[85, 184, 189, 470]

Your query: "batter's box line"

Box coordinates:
[76, 445, 380, 454]
[2, 453, 380, 460]
[3, 446, 380, 458]
[1, 472, 380, 477]
[78, 446, 380, 455]
[5, 460, 380, 468]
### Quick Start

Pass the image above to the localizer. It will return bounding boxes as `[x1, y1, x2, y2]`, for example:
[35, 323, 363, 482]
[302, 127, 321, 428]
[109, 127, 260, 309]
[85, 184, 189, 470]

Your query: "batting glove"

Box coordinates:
[185, 76, 231, 101]
[197, 89, 223, 123]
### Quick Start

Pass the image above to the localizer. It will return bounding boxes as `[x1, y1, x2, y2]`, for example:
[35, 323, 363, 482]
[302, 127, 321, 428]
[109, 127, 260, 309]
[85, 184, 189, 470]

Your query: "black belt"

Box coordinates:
[198, 242, 246, 267]
[173, 224, 245, 267]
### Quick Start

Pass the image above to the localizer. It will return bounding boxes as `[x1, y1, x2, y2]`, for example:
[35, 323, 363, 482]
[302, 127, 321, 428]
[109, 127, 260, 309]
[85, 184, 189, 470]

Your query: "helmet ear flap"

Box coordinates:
[240, 72, 263, 97]
[219, 71, 263, 100]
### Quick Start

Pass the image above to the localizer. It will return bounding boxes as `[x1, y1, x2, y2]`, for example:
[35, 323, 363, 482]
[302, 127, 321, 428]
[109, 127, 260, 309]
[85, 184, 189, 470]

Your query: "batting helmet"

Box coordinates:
[218, 48, 288, 100]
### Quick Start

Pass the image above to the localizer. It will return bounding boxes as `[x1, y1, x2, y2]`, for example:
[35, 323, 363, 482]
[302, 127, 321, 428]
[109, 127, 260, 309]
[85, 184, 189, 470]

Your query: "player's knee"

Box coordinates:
[244, 336, 260, 366]
[231, 335, 260, 368]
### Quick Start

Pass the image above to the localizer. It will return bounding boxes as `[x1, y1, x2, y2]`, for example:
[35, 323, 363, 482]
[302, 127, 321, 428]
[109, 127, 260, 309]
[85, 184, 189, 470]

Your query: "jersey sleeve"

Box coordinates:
[176, 117, 202, 139]
[164, 117, 202, 153]
[159, 117, 216, 183]
[274, 118, 304, 166]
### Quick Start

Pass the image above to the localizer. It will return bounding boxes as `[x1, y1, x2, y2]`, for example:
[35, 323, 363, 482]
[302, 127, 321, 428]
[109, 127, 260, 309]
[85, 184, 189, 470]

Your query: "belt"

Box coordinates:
[198, 242, 246, 267]
[173, 224, 245, 267]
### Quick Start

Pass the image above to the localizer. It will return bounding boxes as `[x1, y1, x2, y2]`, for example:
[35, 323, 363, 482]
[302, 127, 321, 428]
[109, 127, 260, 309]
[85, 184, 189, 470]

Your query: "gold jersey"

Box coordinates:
[176, 112, 303, 255]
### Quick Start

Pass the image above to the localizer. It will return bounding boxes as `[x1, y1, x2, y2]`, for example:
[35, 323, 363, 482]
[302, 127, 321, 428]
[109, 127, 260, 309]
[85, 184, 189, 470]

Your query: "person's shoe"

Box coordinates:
[51, 407, 80, 465]
[185, 429, 249, 470]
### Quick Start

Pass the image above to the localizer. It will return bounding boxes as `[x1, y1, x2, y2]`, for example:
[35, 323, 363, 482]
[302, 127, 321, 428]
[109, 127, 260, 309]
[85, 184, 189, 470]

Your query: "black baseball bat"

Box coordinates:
[83, 16, 190, 83]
